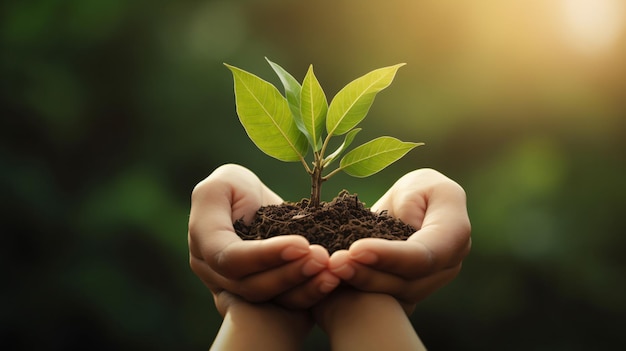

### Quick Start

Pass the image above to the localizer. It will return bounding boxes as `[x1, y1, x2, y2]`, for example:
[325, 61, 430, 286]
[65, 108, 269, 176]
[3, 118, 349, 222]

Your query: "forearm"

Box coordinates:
[322, 292, 426, 351]
[211, 302, 310, 351]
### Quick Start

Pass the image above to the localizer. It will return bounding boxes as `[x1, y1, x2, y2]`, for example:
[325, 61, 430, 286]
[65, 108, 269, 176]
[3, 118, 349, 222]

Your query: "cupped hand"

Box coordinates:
[188, 164, 340, 309]
[328, 168, 472, 313]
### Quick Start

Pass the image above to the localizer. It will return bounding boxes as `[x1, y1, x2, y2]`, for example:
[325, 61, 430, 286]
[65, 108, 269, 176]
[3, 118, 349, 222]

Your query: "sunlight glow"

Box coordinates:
[560, 0, 625, 55]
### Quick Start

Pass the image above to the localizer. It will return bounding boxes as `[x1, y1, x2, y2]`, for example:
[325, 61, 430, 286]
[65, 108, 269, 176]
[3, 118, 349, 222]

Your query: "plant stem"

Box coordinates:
[322, 166, 343, 181]
[309, 157, 325, 208]
[299, 155, 313, 175]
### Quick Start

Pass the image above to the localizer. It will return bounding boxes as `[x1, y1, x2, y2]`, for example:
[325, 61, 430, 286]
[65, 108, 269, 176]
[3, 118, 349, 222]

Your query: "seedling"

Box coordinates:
[225, 58, 423, 208]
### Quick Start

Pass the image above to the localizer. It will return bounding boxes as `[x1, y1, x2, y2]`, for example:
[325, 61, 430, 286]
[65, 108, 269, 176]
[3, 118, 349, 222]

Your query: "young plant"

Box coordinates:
[225, 58, 423, 208]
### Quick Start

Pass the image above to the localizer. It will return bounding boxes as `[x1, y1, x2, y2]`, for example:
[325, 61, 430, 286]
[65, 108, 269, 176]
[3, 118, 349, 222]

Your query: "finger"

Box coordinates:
[346, 238, 434, 279]
[212, 235, 312, 279]
[194, 244, 331, 303]
[279, 245, 341, 307]
[274, 269, 341, 309]
[189, 254, 230, 294]
[194, 163, 283, 223]
[409, 180, 471, 270]
[191, 251, 303, 302]
[189, 164, 294, 278]
[371, 168, 471, 271]
[328, 249, 353, 279]
[234, 245, 331, 302]
[189, 165, 281, 255]
[336, 260, 463, 305]
[371, 169, 428, 227]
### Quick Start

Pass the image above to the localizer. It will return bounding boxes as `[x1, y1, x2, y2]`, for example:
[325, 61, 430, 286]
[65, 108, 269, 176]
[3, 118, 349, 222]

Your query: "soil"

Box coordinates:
[234, 190, 416, 254]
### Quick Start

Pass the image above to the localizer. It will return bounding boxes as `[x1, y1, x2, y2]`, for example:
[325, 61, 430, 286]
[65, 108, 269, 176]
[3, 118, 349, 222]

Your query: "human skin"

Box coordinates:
[210, 291, 311, 351]
[328, 168, 472, 313]
[188, 164, 471, 313]
[312, 288, 427, 351]
[188, 164, 341, 310]
[211, 287, 427, 351]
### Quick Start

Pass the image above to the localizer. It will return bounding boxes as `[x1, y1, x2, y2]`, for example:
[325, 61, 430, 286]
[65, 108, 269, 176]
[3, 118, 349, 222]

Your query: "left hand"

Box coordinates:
[327, 168, 472, 313]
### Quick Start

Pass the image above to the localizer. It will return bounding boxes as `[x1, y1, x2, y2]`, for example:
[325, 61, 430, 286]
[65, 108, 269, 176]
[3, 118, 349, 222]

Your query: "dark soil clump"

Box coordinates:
[234, 190, 416, 254]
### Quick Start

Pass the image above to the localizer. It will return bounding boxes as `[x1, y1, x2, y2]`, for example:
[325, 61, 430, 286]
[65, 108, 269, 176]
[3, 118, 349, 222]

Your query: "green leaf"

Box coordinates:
[323, 128, 361, 167]
[225, 63, 308, 162]
[265, 58, 311, 141]
[266, 58, 302, 117]
[326, 63, 406, 136]
[300, 65, 327, 151]
[340, 136, 423, 177]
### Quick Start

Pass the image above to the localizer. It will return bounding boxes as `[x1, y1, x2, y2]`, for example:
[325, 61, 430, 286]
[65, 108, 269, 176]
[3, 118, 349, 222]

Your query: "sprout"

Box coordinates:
[225, 58, 423, 208]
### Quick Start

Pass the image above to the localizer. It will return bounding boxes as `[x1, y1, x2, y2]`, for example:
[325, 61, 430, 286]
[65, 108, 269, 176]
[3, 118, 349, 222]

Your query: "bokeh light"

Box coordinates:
[2, 1, 624, 350]
[560, 0, 625, 55]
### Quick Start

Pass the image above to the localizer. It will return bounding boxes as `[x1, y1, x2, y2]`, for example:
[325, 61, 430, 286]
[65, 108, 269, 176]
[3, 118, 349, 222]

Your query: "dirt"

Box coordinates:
[234, 190, 416, 254]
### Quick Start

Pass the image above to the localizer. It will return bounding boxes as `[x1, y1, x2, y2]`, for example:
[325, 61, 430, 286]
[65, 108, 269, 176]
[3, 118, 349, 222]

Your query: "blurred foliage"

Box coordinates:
[1, 0, 625, 350]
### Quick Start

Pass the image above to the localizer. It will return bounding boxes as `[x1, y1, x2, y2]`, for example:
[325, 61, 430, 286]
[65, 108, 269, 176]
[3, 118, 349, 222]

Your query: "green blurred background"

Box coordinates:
[2, 0, 625, 349]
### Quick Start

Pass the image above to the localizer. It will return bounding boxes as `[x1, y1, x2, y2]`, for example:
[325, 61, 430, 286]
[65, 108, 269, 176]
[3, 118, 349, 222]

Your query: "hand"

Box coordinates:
[327, 168, 472, 313]
[188, 164, 341, 309]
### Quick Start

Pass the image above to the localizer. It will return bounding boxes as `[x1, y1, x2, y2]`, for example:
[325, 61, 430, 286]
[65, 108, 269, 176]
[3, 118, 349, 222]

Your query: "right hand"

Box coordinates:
[188, 164, 341, 309]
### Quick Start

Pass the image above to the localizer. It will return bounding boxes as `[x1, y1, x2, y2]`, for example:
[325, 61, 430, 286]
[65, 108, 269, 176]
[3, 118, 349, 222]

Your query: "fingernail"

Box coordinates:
[352, 251, 378, 265]
[302, 259, 326, 276]
[319, 279, 339, 294]
[281, 246, 309, 260]
[331, 264, 355, 280]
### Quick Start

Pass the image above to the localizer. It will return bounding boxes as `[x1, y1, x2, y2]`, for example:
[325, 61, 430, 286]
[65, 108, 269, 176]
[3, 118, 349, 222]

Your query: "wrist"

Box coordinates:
[313, 288, 386, 332]
[229, 301, 313, 341]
